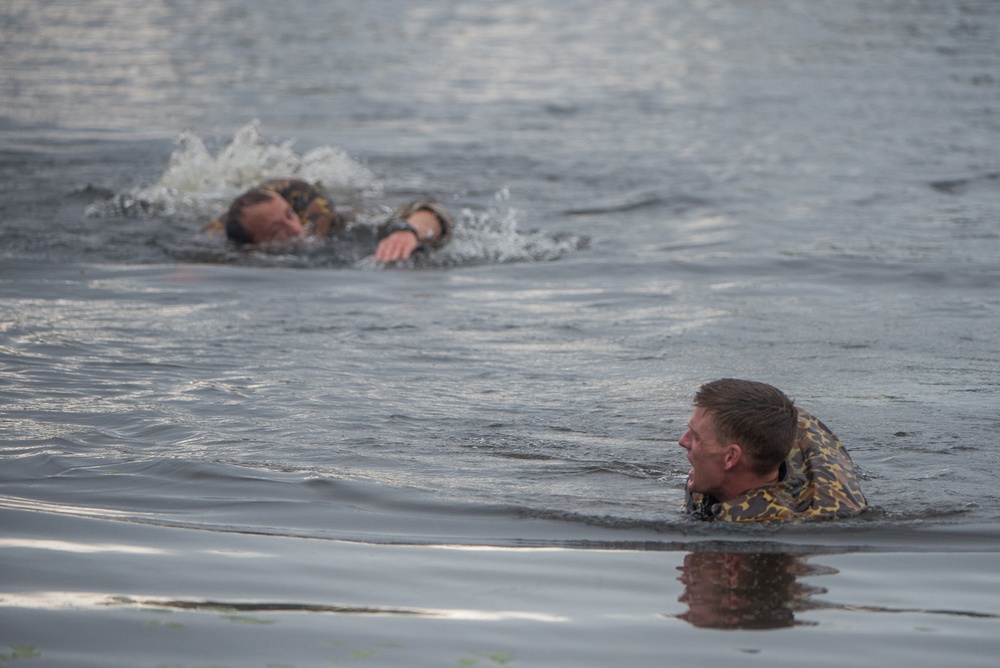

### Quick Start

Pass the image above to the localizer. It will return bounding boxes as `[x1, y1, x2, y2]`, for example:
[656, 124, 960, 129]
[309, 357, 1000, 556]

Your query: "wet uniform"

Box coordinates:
[686, 410, 868, 522]
[205, 177, 452, 249]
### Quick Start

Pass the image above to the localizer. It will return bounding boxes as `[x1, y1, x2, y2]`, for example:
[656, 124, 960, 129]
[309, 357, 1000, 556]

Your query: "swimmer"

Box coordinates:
[679, 378, 868, 522]
[205, 177, 452, 262]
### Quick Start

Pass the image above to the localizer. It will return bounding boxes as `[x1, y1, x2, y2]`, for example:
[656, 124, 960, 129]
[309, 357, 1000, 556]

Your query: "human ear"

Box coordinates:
[723, 444, 743, 471]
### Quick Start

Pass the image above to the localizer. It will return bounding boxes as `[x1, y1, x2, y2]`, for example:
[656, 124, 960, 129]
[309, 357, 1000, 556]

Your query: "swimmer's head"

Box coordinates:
[224, 189, 305, 245]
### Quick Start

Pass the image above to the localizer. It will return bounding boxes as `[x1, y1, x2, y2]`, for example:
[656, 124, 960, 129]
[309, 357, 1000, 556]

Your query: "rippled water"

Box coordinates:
[2, 1, 999, 665]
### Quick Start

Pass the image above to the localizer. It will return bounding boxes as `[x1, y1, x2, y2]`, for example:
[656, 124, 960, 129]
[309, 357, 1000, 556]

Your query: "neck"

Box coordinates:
[716, 466, 782, 503]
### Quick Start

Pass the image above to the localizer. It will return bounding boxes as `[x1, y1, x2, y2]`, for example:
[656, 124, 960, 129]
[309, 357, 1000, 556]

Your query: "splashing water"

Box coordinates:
[430, 189, 586, 268]
[87, 120, 382, 221]
[85, 121, 586, 268]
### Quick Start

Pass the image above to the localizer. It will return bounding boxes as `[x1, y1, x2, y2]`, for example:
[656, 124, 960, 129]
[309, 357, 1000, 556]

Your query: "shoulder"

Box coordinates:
[796, 409, 837, 443]
[793, 409, 853, 469]
[789, 408, 869, 519]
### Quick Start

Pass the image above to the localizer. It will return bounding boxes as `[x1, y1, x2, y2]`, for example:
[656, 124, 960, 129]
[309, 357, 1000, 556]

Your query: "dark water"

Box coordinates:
[2, 1, 999, 666]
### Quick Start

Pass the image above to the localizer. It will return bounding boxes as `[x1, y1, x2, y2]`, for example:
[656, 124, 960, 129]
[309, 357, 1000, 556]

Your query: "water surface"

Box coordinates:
[1, 1, 999, 665]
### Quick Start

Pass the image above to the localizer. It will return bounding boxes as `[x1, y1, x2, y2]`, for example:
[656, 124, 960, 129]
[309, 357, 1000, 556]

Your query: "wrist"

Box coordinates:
[385, 219, 421, 242]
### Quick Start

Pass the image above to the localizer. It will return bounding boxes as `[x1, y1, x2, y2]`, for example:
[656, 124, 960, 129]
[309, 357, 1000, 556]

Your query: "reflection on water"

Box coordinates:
[676, 550, 832, 630]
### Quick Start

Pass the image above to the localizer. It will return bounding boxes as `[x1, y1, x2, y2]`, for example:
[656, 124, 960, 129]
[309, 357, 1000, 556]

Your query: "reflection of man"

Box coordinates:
[679, 379, 868, 522]
[204, 178, 452, 262]
[676, 551, 821, 629]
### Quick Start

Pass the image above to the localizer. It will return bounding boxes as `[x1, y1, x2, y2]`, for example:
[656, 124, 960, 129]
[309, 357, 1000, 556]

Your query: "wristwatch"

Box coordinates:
[385, 219, 420, 241]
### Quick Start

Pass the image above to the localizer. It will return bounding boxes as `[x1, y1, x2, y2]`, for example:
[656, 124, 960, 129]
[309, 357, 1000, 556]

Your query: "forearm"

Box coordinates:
[374, 201, 453, 263]
[404, 209, 442, 245]
[394, 201, 453, 249]
[374, 211, 434, 263]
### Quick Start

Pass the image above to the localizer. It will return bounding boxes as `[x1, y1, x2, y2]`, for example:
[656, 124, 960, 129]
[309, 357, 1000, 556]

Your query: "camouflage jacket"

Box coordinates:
[686, 410, 868, 522]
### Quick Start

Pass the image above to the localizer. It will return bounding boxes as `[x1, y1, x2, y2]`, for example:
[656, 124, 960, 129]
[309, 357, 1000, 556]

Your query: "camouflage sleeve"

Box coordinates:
[793, 411, 869, 519]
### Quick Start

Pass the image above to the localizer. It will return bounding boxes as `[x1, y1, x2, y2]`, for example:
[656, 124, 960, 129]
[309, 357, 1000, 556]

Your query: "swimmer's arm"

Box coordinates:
[375, 209, 442, 263]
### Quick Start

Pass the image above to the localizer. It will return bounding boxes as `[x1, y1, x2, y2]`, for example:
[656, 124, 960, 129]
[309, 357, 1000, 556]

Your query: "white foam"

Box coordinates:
[430, 189, 584, 267]
[87, 120, 381, 220]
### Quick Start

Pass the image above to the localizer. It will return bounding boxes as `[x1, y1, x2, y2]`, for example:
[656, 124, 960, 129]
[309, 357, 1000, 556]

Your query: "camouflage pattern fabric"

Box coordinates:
[686, 410, 868, 522]
[268, 178, 340, 234]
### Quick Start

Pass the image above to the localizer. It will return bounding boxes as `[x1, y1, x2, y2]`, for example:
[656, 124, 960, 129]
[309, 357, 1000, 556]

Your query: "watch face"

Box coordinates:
[389, 220, 419, 238]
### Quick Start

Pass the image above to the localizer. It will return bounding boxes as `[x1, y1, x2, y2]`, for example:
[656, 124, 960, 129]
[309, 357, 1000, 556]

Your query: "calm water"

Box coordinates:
[1, 1, 999, 666]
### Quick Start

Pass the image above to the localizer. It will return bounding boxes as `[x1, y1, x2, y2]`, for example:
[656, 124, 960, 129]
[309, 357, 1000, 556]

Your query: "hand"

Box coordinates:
[375, 229, 420, 263]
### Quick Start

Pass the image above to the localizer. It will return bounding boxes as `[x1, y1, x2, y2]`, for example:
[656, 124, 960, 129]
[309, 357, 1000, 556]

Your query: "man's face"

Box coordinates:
[678, 407, 730, 499]
[241, 192, 305, 243]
